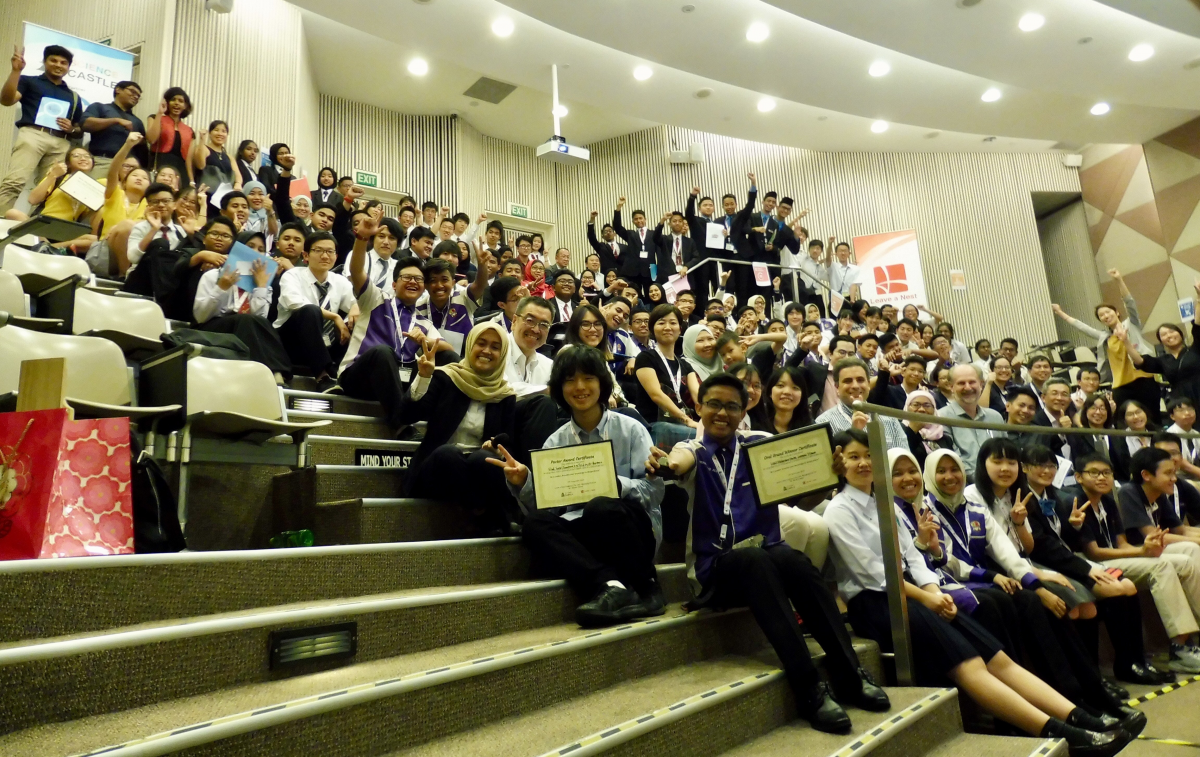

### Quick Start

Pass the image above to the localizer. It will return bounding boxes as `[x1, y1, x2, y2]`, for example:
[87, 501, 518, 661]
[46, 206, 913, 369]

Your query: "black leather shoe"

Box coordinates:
[630, 581, 666, 618]
[834, 668, 891, 712]
[1115, 662, 1171, 686]
[1100, 679, 1129, 701]
[1043, 717, 1132, 757]
[1066, 708, 1119, 733]
[798, 682, 852, 734]
[575, 586, 643, 628]
[1109, 705, 1146, 738]
[1153, 667, 1178, 684]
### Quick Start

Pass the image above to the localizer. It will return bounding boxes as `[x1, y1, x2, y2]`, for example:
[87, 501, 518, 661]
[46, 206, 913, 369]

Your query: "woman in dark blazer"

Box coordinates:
[400, 321, 521, 534]
[1068, 392, 1117, 470]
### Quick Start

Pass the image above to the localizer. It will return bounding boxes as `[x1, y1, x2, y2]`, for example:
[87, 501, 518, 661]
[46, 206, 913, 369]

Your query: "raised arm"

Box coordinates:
[348, 214, 379, 293]
[612, 198, 628, 238]
[1108, 268, 1141, 327]
[1050, 303, 1107, 340]
[1, 47, 23, 107]
[106, 132, 143, 199]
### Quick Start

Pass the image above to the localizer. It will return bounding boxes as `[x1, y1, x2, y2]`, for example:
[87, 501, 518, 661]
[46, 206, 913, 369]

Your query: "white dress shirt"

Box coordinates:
[193, 269, 270, 323]
[554, 296, 574, 322]
[504, 330, 553, 397]
[126, 220, 188, 270]
[274, 266, 356, 328]
[829, 262, 860, 296]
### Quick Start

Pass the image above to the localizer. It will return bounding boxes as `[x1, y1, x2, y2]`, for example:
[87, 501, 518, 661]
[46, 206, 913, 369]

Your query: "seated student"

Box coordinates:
[419, 254, 489, 357]
[727, 361, 767, 432]
[647, 375, 890, 733]
[1152, 432, 1200, 525]
[1064, 451, 1198, 676]
[815, 357, 909, 449]
[193, 230, 292, 381]
[266, 221, 307, 322]
[88, 132, 149, 277]
[478, 276, 528, 331]
[1067, 392, 1116, 466]
[1166, 397, 1200, 478]
[119, 182, 193, 304]
[760, 365, 813, 436]
[160, 215, 239, 323]
[1004, 385, 1047, 449]
[6, 147, 100, 253]
[400, 322, 521, 534]
[1111, 399, 1157, 483]
[681, 324, 723, 383]
[274, 232, 357, 391]
[561, 304, 633, 410]
[825, 430, 1131, 755]
[1070, 367, 1106, 411]
[490, 346, 665, 626]
[635, 304, 700, 445]
[239, 181, 277, 236]
[345, 217, 404, 294]
[1117, 444, 1200, 570]
[703, 313, 726, 340]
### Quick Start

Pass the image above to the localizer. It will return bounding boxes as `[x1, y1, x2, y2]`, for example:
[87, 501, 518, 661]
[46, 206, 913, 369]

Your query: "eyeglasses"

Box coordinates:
[310, 248, 337, 258]
[702, 400, 744, 414]
[521, 314, 551, 333]
[579, 320, 604, 331]
[147, 197, 173, 206]
[1028, 461, 1059, 471]
[206, 231, 233, 241]
[396, 274, 423, 283]
[908, 402, 935, 412]
[1080, 469, 1114, 478]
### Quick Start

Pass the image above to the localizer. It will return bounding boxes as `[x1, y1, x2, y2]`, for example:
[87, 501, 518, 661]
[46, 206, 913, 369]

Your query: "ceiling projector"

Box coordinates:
[537, 135, 590, 165]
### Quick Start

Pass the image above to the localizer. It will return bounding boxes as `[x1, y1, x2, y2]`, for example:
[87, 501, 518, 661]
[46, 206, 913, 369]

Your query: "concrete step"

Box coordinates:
[271, 465, 409, 535]
[305, 434, 418, 466]
[314, 498, 465, 545]
[0, 538, 528, 643]
[0, 565, 689, 734]
[5, 607, 829, 756]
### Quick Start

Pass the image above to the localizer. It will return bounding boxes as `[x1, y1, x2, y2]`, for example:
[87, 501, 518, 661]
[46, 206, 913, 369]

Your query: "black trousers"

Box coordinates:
[1003, 588, 1110, 709]
[1096, 594, 1147, 673]
[706, 544, 861, 698]
[408, 445, 518, 530]
[733, 264, 772, 308]
[339, 345, 405, 428]
[523, 496, 657, 600]
[198, 314, 292, 378]
[277, 304, 343, 377]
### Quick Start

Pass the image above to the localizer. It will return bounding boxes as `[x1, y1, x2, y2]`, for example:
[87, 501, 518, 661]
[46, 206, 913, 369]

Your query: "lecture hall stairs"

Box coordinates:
[0, 389, 1067, 757]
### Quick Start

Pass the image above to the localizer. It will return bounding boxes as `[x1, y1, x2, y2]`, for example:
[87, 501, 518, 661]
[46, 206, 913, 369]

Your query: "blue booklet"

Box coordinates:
[222, 241, 278, 292]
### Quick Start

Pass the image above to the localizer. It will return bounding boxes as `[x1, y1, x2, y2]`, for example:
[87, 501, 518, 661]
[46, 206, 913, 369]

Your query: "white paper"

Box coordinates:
[34, 97, 69, 129]
[705, 222, 725, 249]
[640, 249, 648, 259]
[1052, 456, 1072, 488]
[1179, 298, 1195, 322]
[234, 260, 253, 275]
[752, 262, 770, 286]
[441, 329, 465, 355]
[209, 182, 234, 209]
[830, 292, 845, 315]
[57, 171, 106, 211]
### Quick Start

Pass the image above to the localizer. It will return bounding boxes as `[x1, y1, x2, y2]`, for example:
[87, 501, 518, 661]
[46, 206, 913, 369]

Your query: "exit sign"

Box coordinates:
[353, 169, 380, 188]
[508, 202, 530, 219]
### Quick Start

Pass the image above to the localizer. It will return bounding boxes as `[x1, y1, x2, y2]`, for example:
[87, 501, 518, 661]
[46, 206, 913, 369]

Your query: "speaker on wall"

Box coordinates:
[689, 142, 705, 164]
[205, 0, 234, 13]
[1062, 154, 1083, 168]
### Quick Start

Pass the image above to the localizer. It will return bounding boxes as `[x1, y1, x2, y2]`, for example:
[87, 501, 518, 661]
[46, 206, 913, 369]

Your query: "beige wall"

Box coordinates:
[1038, 200, 1103, 348]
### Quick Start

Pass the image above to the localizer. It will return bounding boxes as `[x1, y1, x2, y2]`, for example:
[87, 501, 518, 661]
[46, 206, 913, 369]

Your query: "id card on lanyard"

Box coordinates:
[713, 440, 741, 550]
[724, 216, 734, 252]
[653, 343, 682, 405]
[389, 298, 416, 384]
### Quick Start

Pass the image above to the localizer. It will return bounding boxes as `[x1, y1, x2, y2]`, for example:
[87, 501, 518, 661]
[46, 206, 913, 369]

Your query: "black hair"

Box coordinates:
[835, 241, 851, 251]
[317, 167, 337, 186]
[278, 221, 307, 239]
[779, 196, 794, 206]
[1117, 399, 1158, 431]
[1006, 385, 1040, 410]
[114, 80, 140, 94]
[830, 334, 856, 354]
[974, 437, 1027, 508]
[676, 291, 696, 302]
[452, 212, 470, 224]
[705, 298, 725, 310]
[697, 372, 749, 409]
[784, 302, 805, 319]
[423, 259, 454, 281]
[202, 216, 237, 237]
[763, 365, 813, 429]
[489, 276, 522, 307]
[236, 140, 258, 162]
[648, 303, 684, 337]
[515, 234, 533, 248]
[1020, 443, 1057, 467]
[1152, 431, 1183, 450]
[161, 87, 192, 118]
[1000, 338, 1019, 349]
[551, 268, 577, 284]
[715, 330, 741, 352]
[975, 338, 991, 352]
[808, 239, 824, 250]
[421, 201, 438, 211]
[721, 193, 736, 203]
[43, 45, 73, 64]
[391, 256, 424, 282]
[632, 209, 647, 218]
[565, 304, 610, 358]
[897, 317, 919, 331]
[902, 355, 927, 369]
[517, 296, 554, 319]
[408, 226, 436, 244]
[831, 428, 870, 454]
[338, 175, 354, 186]
[1075, 451, 1114, 478]
[304, 231, 338, 253]
[549, 346, 614, 412]
[1028, 355, 1052, 368]
[486, 219, 505, 234]
[207, 119, 227, 133]
[1167, 396, 1195, 415]
[706, 314, 726, 326]
[736, 305, 757, 320]
[143, 182, 177, 200]
[1078, 392, 1112, 429]
[856, 333, 879, 346]
[764, 191, 778, 200]
[877, 333, 899, 349]
[699, 195, 714, 205]
[219, 191, 247, 210]
[938, 322, 956, 338]
[1132, 446, 1173, 483]
[377, 217, 404, 243]
[432, 240, 460, 260]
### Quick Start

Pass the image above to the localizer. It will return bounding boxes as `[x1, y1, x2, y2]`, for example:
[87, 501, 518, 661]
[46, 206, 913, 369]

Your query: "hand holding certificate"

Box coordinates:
[744, 423, 839, 507]
[530, 440, 621, 509]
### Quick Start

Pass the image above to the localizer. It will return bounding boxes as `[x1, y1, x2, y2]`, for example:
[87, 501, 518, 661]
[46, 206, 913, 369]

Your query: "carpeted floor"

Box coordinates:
[1126, 675, 1200, 756]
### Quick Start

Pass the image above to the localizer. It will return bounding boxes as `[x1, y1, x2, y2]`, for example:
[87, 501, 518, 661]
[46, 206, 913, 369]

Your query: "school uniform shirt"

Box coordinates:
[514, 411, 665, 540]
[675, 430, 776, 592]
[949, 339, 971, 366]
[551, 295, 575, 323]
[825, 485, 941, 601]
[1165, 479, 1200, 527]
[504, 331, 553, 397]
[340, 284, 441, 375]
[932, 488, 1041, 589]
[274, 267, 356, 328]
[797, 257, 829, 296]
[829, 262, 860, 296]
[126, 220, 188, 270]
[1116, 481, 1182, 546]
[1168, 423, 1200, 470]
[1056, 490, 1123, 554]
[364, 250, 399, 296]
[193, 269, 270, 323]
[418, 291, 478, 355]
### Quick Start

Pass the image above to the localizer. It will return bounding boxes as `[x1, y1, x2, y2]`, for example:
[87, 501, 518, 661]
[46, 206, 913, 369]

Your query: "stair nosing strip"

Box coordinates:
[535, 668, 785, 757]
[1027, 737, 1067, 757]
[0, 536, 522, 575]
[281, 389, 381, 407]
[66, 610, 717, 757]
[288, 410, 383, 423]
[306, 435, 420, 449]
[827, 687, 958, 757]
[0, 580, 566, 666]
[312, 465, 408, 472]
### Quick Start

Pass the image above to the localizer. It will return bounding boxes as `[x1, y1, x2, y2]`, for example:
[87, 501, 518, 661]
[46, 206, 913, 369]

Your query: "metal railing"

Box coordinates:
[678, 256, 836, 302]
[849, 397, 1200, 686]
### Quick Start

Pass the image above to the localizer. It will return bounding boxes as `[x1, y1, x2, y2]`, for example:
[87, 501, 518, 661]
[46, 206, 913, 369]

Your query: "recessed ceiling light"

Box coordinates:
[407, 58, 429, 76]
[817, 115, 828, 121]
[633, 65, 653, 81]
[491, 18, 514, 37]
[1128, 44, 1154, 62]
[1018, 13, 1045, 32]
[868, 61, 890, 77]
[746, 23, 769, 43]
[924, 131, 941, 139]
[553, 104, 569, 118]
[871, 120, 889, 133]
[693, 87, 713, 99]
[1090, 102, 1110, 115]
[981, 87, 1002, 102]
[757, 97, 776, 112]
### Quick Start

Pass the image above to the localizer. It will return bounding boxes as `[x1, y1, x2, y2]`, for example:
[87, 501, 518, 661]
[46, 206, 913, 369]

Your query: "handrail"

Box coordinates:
[682, 255, 836, 296]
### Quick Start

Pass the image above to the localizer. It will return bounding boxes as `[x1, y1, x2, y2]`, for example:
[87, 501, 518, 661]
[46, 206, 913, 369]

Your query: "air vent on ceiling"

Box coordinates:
[1050, 141, 1083, 151]
[463, 77, 517, 105]
[693, 87, 713, 99]
[956, 0, 983, 7]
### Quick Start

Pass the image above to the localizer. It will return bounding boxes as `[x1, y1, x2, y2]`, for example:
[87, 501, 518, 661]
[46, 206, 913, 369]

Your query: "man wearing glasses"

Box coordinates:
[504, 296, 555, 397]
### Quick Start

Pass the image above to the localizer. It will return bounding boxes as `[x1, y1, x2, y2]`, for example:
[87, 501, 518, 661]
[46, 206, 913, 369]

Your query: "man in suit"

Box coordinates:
[548, 268, 578, 325]
[587, 212, 628, 275]
[685, 188, 736, 301]
[729, 173, 776, 305]
[612, 198, 658, 299]
[653, 211, 699, 290]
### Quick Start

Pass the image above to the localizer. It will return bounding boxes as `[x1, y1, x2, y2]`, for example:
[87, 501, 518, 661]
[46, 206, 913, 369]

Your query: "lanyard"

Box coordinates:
[388, 298, 412, 357]
[231, 288, 249, 314]
[1093, 498, 1115, 548]
[712, 441, 741, 549]
[652, 342, 682, 400]
[928, 493, 971, 560]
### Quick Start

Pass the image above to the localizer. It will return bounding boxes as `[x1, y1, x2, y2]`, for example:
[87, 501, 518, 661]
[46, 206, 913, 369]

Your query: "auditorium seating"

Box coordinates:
[0, 242, 91, 293]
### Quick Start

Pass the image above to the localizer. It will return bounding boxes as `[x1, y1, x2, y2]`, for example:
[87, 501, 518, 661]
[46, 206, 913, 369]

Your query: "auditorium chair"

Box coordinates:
[0, 242, 91, 293]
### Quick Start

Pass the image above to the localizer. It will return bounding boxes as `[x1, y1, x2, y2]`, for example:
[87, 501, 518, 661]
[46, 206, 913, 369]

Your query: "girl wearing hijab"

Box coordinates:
[825, 431, 1132, 755]
[523, 258, 553, 299]
[234, 140, 259, 186]
[902, 389, 948, 471]
[312, 166, 340, 205]
[257, 143, 292, 191]
[401, 321, 522, 534]
[681, 324, 722, 382]
[239, 181, 278, 236]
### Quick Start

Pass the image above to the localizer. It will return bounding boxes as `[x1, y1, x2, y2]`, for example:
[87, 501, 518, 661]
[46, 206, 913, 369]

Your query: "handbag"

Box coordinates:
[129, 434, 185, 553]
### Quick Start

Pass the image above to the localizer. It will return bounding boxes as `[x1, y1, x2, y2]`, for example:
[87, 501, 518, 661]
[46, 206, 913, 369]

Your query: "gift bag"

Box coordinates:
[0, 409, 134, 559]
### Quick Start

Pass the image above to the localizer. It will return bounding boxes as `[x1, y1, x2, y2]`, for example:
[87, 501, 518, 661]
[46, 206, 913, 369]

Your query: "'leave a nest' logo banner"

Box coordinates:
[851, 229, 927, 309]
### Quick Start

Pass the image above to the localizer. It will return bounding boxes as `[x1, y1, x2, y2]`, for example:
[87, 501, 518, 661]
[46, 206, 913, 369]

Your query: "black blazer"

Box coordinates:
[311, 187, 343, 207]
[684, 194, 730, 262]
[397, 372, 517, 487]
[587, 221, 629, 275]
[611, 210, 657, 279]
[652, 224, 699, 283]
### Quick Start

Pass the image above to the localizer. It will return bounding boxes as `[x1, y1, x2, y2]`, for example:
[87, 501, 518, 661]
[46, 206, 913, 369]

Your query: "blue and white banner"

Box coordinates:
[22, 23, 135, 109]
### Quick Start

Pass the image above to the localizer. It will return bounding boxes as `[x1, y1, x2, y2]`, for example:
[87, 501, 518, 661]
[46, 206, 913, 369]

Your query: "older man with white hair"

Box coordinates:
[937, 363, 1004, 480]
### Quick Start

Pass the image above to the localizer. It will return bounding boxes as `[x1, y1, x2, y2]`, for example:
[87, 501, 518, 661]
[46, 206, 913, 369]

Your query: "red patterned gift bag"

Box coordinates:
[0, 409, 134, 559]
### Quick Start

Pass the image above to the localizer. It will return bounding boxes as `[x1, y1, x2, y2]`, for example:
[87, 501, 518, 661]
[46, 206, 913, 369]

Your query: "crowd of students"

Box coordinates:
[9, 48, 1200, 756]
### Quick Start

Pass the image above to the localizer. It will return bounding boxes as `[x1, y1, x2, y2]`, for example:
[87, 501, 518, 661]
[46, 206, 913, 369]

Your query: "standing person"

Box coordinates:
[825, 430, 1129, 755]
[648, 376, 891, 734]
[1052, 268, 1162, 424]
[653, 211, 699, 289]
[0, 44, 84, 213]
[634, 304, 700, 445]
[192, 121, 237, 217]
[81, 80, 144, 179]
[728, 173, 775, 305]
[493, 346, 665, 627]
[257, 143, 291, 191]
[611, 198, 658, 299]
[232, 140, 259, 186]
[828, 240, 862, 304]
[1157, 306, 1200, 407]
[683, 187, 725, 301]
[145, 87, 195, 189]
[311, 166, 340, 206]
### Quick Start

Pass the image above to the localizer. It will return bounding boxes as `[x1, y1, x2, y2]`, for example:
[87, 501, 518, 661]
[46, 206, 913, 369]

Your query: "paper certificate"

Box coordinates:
[58, 171, 106, 211]
[530, 440, 621, 510]
[34, 97, 70, 130]
[705, 222, 725, 249]
[744, 423, 839, 507]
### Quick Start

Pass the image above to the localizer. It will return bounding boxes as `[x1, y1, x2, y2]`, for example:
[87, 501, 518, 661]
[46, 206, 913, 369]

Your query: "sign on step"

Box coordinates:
[355, 448, 413, 468]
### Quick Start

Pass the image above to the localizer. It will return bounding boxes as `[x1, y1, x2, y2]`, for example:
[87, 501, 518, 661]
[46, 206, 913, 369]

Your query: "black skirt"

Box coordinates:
[847, 590, 1004, 685]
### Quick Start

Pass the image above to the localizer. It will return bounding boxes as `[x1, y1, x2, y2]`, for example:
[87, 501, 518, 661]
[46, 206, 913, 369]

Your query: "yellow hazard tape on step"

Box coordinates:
[1125, 674, 1200, 707]
[1137, 736, 1200, 748]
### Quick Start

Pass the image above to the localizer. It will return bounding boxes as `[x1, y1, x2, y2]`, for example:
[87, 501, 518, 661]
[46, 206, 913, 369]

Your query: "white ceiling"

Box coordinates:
[292, 0, 1200, 152]
[1091, 0, 1200, 39]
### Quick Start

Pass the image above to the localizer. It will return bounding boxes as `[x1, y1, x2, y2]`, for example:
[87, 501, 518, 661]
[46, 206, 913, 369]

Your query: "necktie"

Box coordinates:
[611, 241, 619, 259]
[639, 228, 646, 244]
[674, 237, 682, 266]
[373, 258, 389, 289]
[237, 290, 251, 314]
[314, 281, 335, 343]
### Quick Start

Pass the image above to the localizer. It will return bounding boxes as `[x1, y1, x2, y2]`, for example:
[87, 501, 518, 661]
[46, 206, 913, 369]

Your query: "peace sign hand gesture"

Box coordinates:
[917, 508, 941, 553]
[1068, 497, 1089, 530]
[416, 337, 437, 378]
[1011, 488, 1032, 526]
[485, 444, 529, 487]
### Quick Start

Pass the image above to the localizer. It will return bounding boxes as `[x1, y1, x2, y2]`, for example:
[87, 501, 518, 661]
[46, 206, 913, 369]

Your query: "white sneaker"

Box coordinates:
[1169, 645, 1200, 672]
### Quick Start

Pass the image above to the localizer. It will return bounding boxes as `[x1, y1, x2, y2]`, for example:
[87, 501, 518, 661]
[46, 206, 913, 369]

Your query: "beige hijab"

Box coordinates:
[436, 321, 515, 403]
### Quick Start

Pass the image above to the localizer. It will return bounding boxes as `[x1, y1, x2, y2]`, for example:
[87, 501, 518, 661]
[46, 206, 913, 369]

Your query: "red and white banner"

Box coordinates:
[850, 229, 927, 309]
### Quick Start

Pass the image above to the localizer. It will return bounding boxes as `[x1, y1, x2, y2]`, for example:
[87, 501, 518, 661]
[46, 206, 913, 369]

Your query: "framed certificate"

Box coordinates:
[530, 439, 621, 510]
[744, 423, 839, 507]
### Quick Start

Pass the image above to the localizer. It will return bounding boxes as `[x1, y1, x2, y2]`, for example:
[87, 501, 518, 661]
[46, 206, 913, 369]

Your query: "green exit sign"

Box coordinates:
[353, 169, 380, 188]
[508, 202, 530, 219]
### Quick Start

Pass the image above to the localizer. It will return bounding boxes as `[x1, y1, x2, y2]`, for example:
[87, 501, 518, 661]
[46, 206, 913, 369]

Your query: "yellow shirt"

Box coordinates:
[40, 175, 105, 222]
[1107, 334, 1154, 388]
[99, 183, 146, 236]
